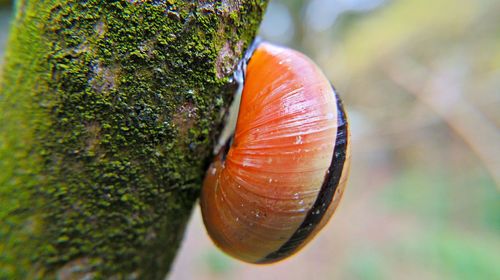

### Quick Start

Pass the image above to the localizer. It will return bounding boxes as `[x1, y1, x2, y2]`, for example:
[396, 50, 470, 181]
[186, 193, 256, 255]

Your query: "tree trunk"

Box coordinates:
[0, 0, 267, 278]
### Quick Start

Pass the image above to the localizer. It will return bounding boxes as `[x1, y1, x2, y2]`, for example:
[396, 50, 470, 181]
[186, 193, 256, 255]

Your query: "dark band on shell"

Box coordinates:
[258, 88, 349, 263]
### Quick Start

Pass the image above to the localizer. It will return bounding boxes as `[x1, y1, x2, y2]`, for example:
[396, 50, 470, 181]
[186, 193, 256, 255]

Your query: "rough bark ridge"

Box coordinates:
[0, 0, 267, 278]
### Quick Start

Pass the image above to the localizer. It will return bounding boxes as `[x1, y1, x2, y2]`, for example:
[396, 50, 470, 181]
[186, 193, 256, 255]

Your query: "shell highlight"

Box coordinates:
[201, 42, 350, 264]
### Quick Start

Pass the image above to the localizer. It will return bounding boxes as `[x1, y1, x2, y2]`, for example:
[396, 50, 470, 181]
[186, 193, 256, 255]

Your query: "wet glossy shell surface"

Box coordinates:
[200, 42, 350, 264]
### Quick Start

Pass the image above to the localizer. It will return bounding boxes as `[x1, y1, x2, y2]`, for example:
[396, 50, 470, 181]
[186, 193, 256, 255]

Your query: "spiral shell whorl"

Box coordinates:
[200, 42, 350, 263]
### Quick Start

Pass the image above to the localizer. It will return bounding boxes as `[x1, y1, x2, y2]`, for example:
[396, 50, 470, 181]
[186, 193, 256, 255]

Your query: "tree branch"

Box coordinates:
[0, 0, 268, 278]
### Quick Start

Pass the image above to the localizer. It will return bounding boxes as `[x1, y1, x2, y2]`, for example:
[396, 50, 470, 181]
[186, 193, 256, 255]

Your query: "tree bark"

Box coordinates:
[0, 0, 267, 279]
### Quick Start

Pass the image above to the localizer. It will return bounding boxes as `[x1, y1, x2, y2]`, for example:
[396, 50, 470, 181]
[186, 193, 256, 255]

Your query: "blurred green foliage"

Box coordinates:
[0, 0, 11, 8]
[201, 250, 234, 275]
[0, 3, 11, 67]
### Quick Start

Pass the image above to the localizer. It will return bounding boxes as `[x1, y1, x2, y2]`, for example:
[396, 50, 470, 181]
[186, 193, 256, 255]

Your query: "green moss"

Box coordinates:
[0, 0, 267, 278]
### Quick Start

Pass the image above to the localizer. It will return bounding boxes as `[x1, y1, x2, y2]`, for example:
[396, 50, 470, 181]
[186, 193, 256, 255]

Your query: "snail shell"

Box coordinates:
[201, 42, 351, 264]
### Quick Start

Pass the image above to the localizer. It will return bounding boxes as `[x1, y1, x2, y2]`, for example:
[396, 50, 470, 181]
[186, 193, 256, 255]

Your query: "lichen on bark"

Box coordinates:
[0, 0, 268, 279]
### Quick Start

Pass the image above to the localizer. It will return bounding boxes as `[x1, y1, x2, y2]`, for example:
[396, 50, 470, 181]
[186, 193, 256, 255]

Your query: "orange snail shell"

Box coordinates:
[200, 42, 351, 264]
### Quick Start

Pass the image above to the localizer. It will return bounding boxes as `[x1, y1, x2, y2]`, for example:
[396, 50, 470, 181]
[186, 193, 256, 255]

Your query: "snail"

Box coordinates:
[200, 41, 351, 264]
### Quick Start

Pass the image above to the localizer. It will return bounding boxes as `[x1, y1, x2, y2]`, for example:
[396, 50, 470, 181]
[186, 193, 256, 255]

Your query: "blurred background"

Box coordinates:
[1, 0, 498, 279]
[170, 0, 500, 279]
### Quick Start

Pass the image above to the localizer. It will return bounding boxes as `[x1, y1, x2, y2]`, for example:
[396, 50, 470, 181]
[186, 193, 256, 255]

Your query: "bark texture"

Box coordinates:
[0, 0, 267, 279]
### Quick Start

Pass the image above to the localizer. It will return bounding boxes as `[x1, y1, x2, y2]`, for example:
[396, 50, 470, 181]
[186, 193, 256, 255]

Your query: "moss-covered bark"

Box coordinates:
[0, 0, 267, 278]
